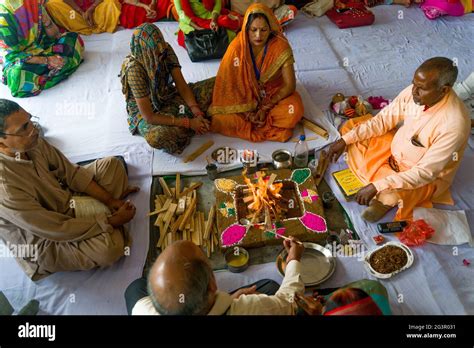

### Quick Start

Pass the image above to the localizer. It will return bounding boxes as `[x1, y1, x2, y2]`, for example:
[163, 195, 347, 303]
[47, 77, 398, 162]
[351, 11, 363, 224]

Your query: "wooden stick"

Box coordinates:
[159, 177, 173, 197]
[179, 182, 203, 198]
[149, 199, 173, 216]
[243, 195, 254, 203]
[266, 173, 277, 187]
[265, 229, 303, 245]
[314, 150, 330, 186]
[176, 197, 186, 215]
[184, 140, 214, 163]
[179, 196, 197, 231]
[190, 213, 195, 232]
[203, 206, 215, 240]
[154, 196, 163, 210]
[192, 215, 200, 245]
[154, 212, 164, 228]
[199, 212, 205, 246]
[175, 173, 181, 199]
[171, 214, 185, 234]
[302, 118, 329, 139]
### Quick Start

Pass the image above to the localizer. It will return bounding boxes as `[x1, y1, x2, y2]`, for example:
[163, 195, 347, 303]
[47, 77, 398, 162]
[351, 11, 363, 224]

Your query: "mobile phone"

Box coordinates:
[377, 221, 408, 233]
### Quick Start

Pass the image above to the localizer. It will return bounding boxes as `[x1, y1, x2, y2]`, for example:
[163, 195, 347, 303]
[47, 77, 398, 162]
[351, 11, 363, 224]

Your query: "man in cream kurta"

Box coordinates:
[0, 99, 137, 280]
[129, 239, 304, 315]
[328, 57, 470, 221]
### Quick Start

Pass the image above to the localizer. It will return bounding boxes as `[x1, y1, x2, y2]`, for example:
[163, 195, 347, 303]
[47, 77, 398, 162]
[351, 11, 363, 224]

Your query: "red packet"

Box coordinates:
[398, 219, 435, 246]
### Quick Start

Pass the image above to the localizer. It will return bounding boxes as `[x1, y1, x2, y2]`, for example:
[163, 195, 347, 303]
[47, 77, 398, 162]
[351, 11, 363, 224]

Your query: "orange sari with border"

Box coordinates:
[209, 3, 304, 142]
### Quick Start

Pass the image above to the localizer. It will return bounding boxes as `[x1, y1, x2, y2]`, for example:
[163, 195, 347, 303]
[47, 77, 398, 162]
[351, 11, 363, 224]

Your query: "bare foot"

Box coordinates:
[120, 186, 140, 199]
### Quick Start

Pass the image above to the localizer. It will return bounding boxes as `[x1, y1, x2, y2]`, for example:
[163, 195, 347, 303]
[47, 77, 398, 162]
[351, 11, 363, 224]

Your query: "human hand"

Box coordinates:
[255, 109, 266, 127]
[327, 138, 346, 163]
[108, 200, 136, 227]
[190, 105, 205, 118]
[231, 285, 258, 300]
[355, 183, 377, 206]
[284, 236, 304, 263]
[47, 55, 65, 70]
[247, 109, 265, 127]
[144, 5, 157, 18]
[190, 21, 205, 30]
[189, 116, 210, 134]
[106, 198, 126, 212]
[294, 293, 324, 315]
[106, 186, 140, 211]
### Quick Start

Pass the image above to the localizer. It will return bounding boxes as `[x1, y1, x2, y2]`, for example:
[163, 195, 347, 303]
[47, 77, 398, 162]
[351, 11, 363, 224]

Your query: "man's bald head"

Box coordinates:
[147, 241, 216, 315]
[416, 57, 458, 88]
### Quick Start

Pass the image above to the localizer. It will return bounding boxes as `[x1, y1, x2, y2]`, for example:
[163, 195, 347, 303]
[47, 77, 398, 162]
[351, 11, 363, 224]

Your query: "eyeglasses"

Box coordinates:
[0, 114, 40, 137]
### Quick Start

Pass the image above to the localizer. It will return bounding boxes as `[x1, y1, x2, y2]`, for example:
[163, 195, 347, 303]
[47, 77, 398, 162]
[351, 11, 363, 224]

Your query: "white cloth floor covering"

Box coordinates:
[0, 5, 473, 314]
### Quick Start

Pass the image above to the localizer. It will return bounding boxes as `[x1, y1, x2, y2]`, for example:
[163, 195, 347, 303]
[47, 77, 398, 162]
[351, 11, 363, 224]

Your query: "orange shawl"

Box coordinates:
[208, 3, 294, 116]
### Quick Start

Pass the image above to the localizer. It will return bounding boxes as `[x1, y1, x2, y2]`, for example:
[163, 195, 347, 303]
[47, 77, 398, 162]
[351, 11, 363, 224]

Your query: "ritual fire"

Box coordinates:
[235, 171, 304, 230]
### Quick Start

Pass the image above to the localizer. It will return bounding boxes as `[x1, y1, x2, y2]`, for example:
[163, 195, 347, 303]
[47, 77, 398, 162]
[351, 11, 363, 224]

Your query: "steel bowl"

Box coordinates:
[272, 149, 292, 169]
[224, 247, 249, 273]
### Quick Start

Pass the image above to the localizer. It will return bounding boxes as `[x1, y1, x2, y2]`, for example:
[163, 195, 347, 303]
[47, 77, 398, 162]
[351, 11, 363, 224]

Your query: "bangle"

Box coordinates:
[182, 118, 190, 129]
[45, 57, 49, 65]
[171, 116, 175, 125]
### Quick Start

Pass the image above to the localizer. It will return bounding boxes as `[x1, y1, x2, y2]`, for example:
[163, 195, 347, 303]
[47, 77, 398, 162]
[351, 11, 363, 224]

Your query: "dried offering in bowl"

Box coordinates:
[369, 245, 408, 274]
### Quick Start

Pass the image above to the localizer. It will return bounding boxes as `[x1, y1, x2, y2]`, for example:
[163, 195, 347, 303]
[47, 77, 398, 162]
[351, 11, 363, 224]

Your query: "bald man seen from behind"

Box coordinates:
[125, 239, 305, 315]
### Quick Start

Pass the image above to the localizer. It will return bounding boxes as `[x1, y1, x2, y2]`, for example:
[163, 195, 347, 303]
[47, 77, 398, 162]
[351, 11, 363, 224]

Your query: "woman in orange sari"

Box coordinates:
[209, 3, 304, 142]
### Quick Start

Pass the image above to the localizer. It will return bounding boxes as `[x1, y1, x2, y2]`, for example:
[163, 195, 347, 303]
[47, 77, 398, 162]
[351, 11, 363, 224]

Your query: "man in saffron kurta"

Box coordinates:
[0, 100, 138, 280]
[328, 57, 470, 221]
[209, 4, 304, 143]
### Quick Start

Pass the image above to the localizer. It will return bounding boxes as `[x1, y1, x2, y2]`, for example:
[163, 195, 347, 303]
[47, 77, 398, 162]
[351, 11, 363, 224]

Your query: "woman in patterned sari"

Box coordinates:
[209, 3, 304, 142]
[120, 23, 215, 154]
[0, 0, 84, 98]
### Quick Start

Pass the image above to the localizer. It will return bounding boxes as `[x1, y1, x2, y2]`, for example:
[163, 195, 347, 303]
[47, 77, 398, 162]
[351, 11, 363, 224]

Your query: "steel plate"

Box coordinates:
[276, 242, 336, 287]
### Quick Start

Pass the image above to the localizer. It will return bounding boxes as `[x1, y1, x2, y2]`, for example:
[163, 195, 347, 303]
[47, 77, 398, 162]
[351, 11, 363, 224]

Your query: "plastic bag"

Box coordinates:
[398, 219, 435, 246]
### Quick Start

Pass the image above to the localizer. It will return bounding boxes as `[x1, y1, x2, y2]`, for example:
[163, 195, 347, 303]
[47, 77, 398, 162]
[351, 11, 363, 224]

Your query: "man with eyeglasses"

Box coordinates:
[327, 57, 471, 223]
[0, 99, 138, 280]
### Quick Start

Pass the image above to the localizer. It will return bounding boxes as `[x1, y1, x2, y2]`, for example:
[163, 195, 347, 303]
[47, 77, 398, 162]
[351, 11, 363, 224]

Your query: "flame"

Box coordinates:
[242, 171, 283, 225]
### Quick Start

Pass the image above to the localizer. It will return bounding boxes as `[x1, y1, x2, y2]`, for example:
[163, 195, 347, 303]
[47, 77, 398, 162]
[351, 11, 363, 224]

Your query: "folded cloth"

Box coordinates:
[413, 207, 473, 247]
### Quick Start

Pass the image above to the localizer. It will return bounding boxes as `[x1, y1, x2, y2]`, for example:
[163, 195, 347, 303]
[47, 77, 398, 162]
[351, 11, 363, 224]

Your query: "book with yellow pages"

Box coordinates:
[332, 168, 365, 201]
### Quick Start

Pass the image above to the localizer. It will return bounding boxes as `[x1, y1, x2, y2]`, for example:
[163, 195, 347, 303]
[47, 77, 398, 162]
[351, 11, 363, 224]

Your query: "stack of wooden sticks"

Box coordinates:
[149, 174, 219, 256]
